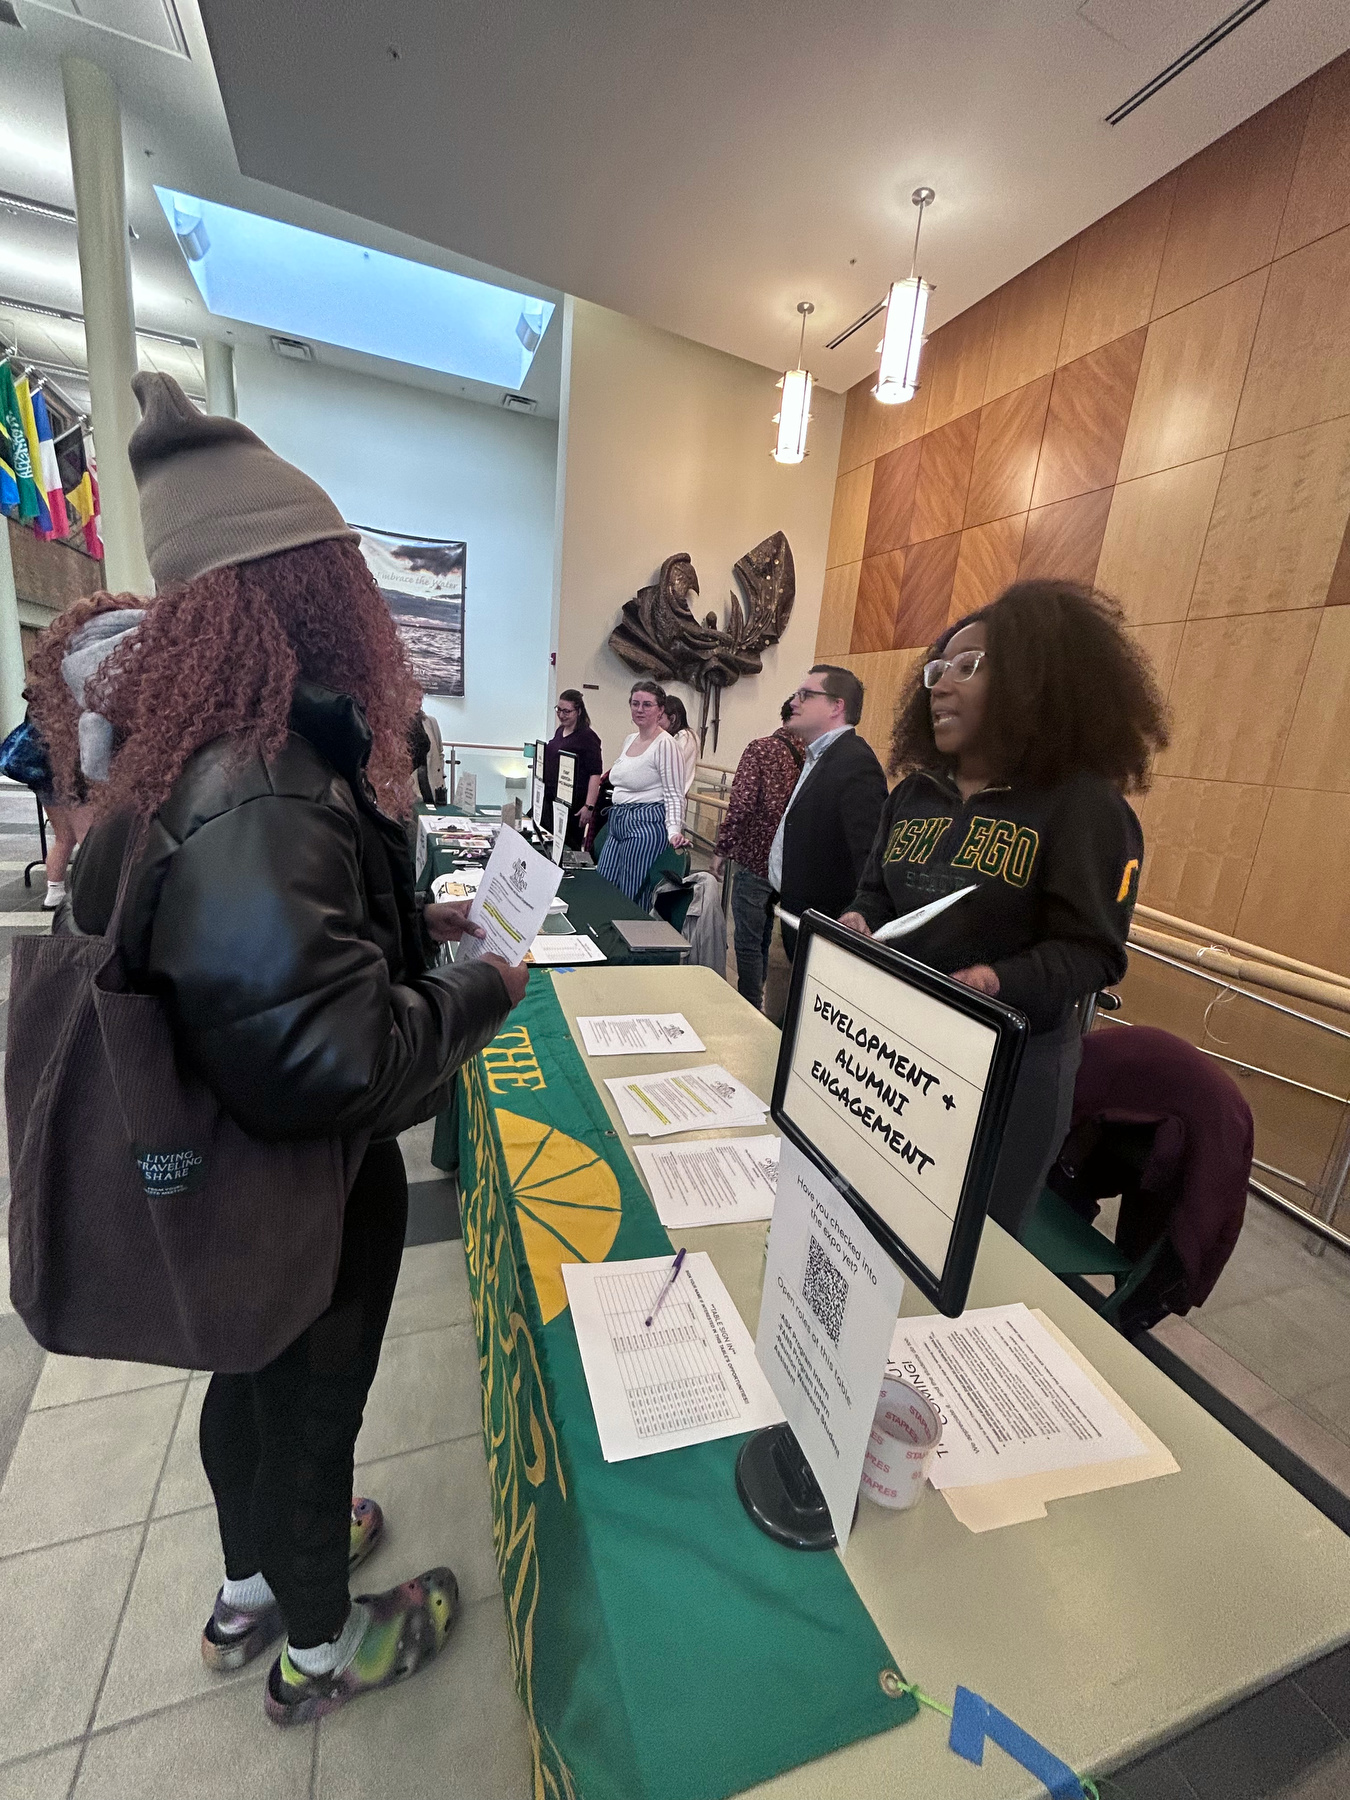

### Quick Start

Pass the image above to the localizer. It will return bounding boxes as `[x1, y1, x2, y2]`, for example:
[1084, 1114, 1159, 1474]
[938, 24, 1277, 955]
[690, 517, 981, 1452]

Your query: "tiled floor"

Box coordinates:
[0, 809, 1346, 1795]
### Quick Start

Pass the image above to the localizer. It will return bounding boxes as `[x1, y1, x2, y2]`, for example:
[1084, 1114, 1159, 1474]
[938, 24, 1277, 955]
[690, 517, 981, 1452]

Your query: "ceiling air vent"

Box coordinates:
[501, 393, 538, 413]
[270, 335, 313, 362]
[1104, 0, 1272, 125]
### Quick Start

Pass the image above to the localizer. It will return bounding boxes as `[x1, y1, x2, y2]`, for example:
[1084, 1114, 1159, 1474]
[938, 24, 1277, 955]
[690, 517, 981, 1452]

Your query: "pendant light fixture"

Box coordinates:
[772, 300, 815, 464]
[874, 186, 935, 406]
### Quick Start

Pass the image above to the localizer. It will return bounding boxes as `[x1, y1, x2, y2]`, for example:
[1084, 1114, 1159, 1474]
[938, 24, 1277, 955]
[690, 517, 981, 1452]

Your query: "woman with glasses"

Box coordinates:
[545, 688, 603, 849]
[661, 693, 699, 796]
[839, 580, 1168, 1237]
[595, 679, 689, 905]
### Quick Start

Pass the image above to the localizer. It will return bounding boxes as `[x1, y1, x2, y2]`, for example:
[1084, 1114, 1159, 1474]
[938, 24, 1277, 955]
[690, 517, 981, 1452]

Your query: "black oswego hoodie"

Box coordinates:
[850, 767, 1143, 1036]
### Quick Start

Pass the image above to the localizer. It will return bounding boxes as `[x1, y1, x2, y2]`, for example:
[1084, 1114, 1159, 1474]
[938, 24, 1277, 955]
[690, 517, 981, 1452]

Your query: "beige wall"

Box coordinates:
[818, 50, 1350, 977]
[553, 297, 844, 773]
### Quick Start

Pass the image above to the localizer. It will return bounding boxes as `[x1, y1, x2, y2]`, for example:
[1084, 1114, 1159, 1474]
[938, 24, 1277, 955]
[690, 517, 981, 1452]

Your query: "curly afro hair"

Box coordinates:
[887, 579, 1169, 792]
[29, 537, 421, 821]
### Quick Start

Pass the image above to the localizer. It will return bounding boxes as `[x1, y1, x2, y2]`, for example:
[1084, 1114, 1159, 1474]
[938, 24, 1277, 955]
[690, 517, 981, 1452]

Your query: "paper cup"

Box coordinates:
[860, 1379, 942, 1511]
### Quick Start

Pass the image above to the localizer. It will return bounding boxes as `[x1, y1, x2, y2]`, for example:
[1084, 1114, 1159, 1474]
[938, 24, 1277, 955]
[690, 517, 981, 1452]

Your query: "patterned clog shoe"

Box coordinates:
[264, 1567, 460, 1727]
[201, 1496, 386, 1674]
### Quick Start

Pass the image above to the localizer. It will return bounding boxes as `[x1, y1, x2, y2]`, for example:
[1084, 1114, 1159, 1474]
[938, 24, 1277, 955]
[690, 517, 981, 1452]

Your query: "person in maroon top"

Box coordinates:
[710, 700, 803, 1009]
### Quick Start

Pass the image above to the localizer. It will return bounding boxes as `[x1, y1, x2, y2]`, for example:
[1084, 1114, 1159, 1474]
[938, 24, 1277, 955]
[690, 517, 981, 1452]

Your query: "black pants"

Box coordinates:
[198, 1140, 408, 1648]
[985, 1016, 1082, 1239]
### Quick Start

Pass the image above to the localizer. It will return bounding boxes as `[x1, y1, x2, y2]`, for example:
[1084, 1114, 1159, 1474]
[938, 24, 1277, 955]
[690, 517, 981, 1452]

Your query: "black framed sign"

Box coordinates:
[772, 911, 1027, 1317]
[556, 750, 576, 806]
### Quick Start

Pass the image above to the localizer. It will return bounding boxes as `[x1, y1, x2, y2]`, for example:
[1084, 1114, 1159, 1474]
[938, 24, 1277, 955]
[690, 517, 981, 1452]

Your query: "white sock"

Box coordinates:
[221, 1571, 275, 1610]
[288, 1601, 369, 1678]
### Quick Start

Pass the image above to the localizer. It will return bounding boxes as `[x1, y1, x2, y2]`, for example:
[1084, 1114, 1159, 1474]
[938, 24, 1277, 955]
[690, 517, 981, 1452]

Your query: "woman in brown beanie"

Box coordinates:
[30, 374, 527, 1727]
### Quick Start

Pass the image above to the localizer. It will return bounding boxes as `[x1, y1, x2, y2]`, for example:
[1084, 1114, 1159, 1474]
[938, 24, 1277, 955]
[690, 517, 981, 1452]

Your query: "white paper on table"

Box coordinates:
[431, 868, 483, 901]
[886, 1301, 1147, 1491]
[576, 1013, 706, 1057]
[562, 1253, 783, 1462]
[603, 1065, 768, 1138]
[527, 933, 608, 965]
[456, 825, 563, 969]
[633, 1136, 781, 1228]
[754, 1137, 906, 1546]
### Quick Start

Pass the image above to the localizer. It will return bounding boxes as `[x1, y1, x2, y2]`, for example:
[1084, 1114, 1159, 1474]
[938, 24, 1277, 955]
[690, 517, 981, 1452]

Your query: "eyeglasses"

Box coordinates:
[555, 705, 576, 716]
[922, 650, 986, 689]
[792, 686, 831, 703]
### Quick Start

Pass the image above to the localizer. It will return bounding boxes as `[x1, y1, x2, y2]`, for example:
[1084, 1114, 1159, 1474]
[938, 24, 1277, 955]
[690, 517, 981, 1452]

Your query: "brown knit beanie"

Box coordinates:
[128, 372, 357, 590]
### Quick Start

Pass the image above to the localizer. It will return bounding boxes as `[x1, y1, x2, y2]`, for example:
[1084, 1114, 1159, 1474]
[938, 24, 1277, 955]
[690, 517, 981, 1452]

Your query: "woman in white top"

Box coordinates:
[662, 694, 699, 796]
[595, 680, 689, 905]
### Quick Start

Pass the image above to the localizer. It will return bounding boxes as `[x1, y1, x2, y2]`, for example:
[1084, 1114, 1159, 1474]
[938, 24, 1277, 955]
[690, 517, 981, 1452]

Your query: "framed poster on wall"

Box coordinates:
[352, 525, 466, 696]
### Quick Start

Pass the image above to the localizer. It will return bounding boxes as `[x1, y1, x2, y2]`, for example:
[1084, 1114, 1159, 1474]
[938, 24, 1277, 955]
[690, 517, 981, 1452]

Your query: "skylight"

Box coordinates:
[154, 188, 554, 388]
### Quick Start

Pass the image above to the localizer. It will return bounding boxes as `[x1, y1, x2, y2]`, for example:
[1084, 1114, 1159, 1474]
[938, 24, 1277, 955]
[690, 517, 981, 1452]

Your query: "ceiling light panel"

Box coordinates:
[154, 188, 555, 388]
[24, 0, 189, 58]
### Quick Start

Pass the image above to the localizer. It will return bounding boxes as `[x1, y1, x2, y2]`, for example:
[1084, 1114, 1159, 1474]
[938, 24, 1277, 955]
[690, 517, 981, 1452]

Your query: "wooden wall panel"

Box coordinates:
[1189, 416, 1350, 618]
[1276, 52, 1350, 258]
[893, 532, 960, 649]
[950, 516, 1026, 621]
[922, 294, 998, 432]
[1031, 328, 1146, 508]
[1134, 775, 1275, 934]
[1231, 225, 1350, 446]
[963, 376, 1052, 527]
[1151, 85, 1312, 317]
[1095, 458, 1223, 625]
[816, 561, 861, 657]
[910, 412, 979, 542]
[1159, 610, 1319, 785]
[814, 51, 1350, 973]
[1277, 606, 1350, 793]
[983, 243, 1076, 403]
[863, 438, 922, 557]
[1237, 788, 1350, 975]
[851, 550, 905, 652]
[1018, 488, 1112, 586]
[825, 462, 873, 568]
[1117, 270, 1267, 481]
[1058, 177, 1175, 366]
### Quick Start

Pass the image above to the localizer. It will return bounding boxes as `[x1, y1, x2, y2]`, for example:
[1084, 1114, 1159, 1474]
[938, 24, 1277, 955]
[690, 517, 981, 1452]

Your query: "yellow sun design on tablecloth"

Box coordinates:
[496, 1111, 622, 1324]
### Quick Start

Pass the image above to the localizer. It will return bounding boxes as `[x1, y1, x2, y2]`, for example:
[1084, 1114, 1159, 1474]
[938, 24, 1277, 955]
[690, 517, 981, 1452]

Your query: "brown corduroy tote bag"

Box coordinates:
[4, 833, 369, 1372]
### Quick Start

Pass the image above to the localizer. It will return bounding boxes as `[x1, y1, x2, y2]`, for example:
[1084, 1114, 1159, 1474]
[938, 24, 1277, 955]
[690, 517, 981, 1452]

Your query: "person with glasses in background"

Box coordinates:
[544, 688, 603, 849]
[768, 665, 887, 962]
[594, 679, 689, 905]
[839, 580, 1168, 1238]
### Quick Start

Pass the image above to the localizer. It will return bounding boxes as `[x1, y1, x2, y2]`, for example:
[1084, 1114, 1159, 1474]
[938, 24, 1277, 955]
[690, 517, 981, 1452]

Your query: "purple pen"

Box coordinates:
[644, 1248, 687, 1329]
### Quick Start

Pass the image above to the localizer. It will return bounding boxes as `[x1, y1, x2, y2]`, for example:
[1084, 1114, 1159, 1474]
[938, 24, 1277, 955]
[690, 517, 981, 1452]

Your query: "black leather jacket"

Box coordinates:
[68, 684, 510, 1143]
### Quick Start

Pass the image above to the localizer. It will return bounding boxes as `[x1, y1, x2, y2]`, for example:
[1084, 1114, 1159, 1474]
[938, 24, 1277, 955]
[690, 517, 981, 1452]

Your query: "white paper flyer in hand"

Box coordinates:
[755, 1138, 906, 1546]
[603, 1065, 768, 1138]
[633, 1136, 781, 1228]
[576, 1013, 706, 1057]
[562, 1252, 783, 1461]
[871, 884, 977, 944]
[527, 933, 607, 965]
[886, 1302, 1147, 1489]
[456, 825, 563, 969]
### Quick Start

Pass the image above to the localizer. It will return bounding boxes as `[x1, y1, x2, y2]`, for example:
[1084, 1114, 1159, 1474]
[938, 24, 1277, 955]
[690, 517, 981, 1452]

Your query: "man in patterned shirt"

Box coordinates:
[710, 701, 804, 1009]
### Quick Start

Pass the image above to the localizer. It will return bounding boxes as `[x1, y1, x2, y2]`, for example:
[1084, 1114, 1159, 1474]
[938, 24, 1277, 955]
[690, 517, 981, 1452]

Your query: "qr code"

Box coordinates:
[803, 1235, 848, 1346]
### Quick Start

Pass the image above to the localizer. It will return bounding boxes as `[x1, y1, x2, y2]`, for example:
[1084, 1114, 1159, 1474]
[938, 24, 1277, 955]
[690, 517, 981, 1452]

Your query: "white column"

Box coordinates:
[0, 521, 26, 736]
[61, 56, 152, 596]
[202, 338, 237, 418]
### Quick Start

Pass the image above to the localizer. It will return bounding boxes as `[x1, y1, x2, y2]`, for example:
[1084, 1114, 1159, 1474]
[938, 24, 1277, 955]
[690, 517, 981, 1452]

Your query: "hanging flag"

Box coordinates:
[31, 388, 70, 539]
[81, 432, 104, 562]
[59, 426, 93, 531]
[13, 376, 53, 535]
[0, 362, 43, 522]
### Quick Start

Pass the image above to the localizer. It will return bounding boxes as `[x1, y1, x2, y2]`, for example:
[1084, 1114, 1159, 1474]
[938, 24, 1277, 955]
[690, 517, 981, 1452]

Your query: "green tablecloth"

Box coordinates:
[452, 975, 916, 1800]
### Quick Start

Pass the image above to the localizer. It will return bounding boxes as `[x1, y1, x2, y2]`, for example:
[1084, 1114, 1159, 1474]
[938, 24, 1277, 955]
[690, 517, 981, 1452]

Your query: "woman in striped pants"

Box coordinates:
[595, 680, 689, 906]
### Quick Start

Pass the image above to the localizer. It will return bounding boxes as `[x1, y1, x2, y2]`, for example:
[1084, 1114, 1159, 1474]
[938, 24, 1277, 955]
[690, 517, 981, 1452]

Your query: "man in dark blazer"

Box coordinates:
[767, 664, 888, 959]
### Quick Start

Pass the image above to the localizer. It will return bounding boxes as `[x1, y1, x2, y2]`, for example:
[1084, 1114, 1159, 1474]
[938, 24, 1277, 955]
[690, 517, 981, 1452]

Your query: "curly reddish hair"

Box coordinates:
[29, 539, 420, 819]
